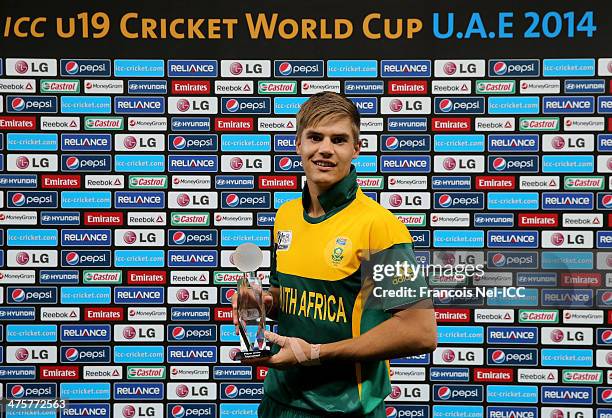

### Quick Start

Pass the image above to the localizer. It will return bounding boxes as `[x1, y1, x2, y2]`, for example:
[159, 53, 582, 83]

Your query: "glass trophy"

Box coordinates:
[232, 242, 272, 360]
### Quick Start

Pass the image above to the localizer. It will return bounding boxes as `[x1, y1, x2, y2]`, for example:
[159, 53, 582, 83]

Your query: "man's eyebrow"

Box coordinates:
[304, 129, 350, 138]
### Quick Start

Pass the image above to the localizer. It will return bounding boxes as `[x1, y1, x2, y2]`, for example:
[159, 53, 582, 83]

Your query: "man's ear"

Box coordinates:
[352, 138, 362, 159]
[295, 134, 302, 155]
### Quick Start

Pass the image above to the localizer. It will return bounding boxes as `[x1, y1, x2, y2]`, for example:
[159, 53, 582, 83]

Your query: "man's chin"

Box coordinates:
[307, 173, 340, 188]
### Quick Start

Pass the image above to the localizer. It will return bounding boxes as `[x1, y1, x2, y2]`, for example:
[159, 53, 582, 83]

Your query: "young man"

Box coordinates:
[232, 92, 437, 417]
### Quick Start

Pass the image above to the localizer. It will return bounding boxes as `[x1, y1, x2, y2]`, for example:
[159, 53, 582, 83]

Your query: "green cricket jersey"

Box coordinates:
[264, 166, 429, 415]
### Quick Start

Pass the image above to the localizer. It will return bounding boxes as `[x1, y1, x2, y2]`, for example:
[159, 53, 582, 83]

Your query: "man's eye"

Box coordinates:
[309, 135, 322, 141]
[332, 137, 347, 144]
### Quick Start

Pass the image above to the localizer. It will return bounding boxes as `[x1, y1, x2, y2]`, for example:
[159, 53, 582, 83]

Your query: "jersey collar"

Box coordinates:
[302, 165, 358, 223]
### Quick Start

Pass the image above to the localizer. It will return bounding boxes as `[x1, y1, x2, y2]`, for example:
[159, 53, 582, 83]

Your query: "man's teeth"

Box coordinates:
[314, 161, 335, 167]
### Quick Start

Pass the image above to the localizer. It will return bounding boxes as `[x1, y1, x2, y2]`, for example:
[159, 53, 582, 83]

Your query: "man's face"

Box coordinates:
[296, 116, 360, 190]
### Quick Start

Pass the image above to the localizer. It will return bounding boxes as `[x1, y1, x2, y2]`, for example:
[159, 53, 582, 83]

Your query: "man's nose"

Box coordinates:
[318, 137, 334, 154]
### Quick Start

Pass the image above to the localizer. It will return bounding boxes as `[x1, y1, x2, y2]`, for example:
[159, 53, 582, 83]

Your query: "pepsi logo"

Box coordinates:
[493, 61, 507, 75]
[278, 157, 293, 171]
[123, 136, 137, 149]
[601, 330, 612, 344]
[172, 327, 186, 340]
[175, 384, 189, 397]
[14, 60, 29, 74]
[176, 193, 191, 207]
[225, 99, 239, 113]
[225, 193, 239, 207]
[65, 251, 80, 266]
[601, 291, 612, 305]
[443, 62, 457, 75]
[386, 406, 398, 418]
[11, 385, 25, 398]
[64, 61, 79, 74]
[230, 157, 243, 170]
[388, 194, 402, 208]
[492, 157, 507, 171]
[173, 136, 187, 149]
[16, 251, 30, 265]
[439, 99, 453, 112]
[602, 389, 612, 403]
[123, 231, 137, 245]
[224, 384, 238, 398]
[122, 405, 136, 418]
[389, 99, 403, 112]
[65, 347, 79, 361]
[171, 405, 186, 418]
[385, 137, 399, 150]
[11, 97, 26, 111]
[176, 288, 190, 302]
[491, 349, 506, 363]
[16, 156, 30, 169]
[278, 62, 293, 76]
[550, 233, 565, 246]
[438, 194, 452, 208]
[66, 156, 80, 170]
[230, 62, 243, 75]
[173, 231, 187, 244]
[15, 348, 29, 361]
[11, 193, 26, 206]
[441, 349, 455, 362]
[122, 326, 136, 340]
[176, 99, 190, 112]
[437, 386, 452, 400]
[492, 253, 506, 267]
[549, 329, 564, 342]
[443, 157, 456, 170]
[11, 288, 26, 302]
[601, 195, 612, 209]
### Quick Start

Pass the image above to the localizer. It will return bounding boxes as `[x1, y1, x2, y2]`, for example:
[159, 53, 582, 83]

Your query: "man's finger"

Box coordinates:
[264, 330, 287, 347]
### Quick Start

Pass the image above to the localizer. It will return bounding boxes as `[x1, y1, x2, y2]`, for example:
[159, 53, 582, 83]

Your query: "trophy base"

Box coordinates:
[234, 349, 272, 360]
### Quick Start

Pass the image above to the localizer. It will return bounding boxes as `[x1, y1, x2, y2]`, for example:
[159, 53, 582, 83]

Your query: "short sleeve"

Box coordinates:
[365, 211, 429, 311]
[369, 243, 430, 311]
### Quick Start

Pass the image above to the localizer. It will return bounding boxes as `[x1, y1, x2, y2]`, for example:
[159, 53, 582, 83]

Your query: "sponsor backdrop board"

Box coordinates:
[0, 1, 612, 417]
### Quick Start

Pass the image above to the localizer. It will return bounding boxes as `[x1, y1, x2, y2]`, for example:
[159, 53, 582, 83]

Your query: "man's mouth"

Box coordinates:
[313, 160, 336, 168]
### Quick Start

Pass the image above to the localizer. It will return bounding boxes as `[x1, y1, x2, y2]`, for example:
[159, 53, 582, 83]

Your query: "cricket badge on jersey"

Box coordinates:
[325, 236, 353, 268]
[277, 230, 292, 251]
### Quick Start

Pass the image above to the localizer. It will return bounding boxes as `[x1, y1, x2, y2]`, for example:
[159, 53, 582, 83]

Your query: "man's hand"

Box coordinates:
[240, 331, 320, 369]
[231, 289, 274, 335]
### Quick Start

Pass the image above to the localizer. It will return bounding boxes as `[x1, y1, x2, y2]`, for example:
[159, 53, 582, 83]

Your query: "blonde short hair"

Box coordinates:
[296, 91, 360, 142]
